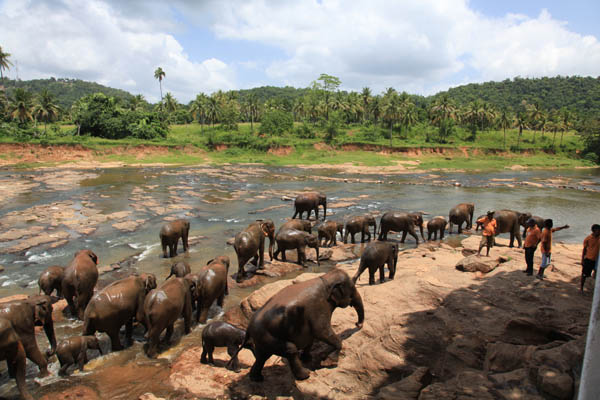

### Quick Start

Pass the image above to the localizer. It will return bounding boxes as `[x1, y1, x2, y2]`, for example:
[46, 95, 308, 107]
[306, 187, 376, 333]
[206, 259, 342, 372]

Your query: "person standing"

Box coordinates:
[523, 219, 542, 276]
[581, 224, 600, 293]
[477, 211, 497, 257]
[536, 219, 569, 280]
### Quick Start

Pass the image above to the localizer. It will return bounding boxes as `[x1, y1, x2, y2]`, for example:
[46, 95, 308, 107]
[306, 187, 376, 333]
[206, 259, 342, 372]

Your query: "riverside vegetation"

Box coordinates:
[1, 69, 600, 170]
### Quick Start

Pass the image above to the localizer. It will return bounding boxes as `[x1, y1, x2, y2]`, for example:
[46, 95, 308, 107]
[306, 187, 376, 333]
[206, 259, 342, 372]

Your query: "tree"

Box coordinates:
[561, 109, 572, 147]
[361, 87, 372, 122]
[382, 88, 401, 147]
[0, 46, 13, 80]
[162, 92, 178, 113]
[190, 93, 208, 132]
[10, 88, 34, 124]
[128, 94, 146, 111]
[430, 95, 457, 142]
[205, 96, 220, 126]
[154, 67, 166, 101]
[310, 73, 341, 121]
[247, 93, 259, 132]
[33, 89, 61, 133]
[515, 111, 528, 149]
[498, 109, 513, 149]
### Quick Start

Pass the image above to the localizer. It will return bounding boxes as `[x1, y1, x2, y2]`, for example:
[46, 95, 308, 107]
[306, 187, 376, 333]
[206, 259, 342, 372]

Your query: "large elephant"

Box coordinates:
[83, 273, 157, 351]
[0, 295, 56, 377]
[144, 277, 194, 358]
[427, 216, 447, 241]
[278, 219, 312, 234]
[233, 219, 275, 282]
[56, 335, 102, 376]
[344, 215, 377, 244]
[493, 209, 523, 248]
[448, 203, 475, 234]
[317, 220, 343, 247]
[185, 256, 229, 324]
[62, 249, 99, 320]
[229, 268, 364, 381]
[160, 219, 190, 258]
[378, 212, 425, 244]
[352, 241, 398, 285]
[0, 317, 32, 400]
[292, 192, 327, 221]
[518, 212, 545, 237]
[38, 265, 64, 297]
[274, 229, 320, 267]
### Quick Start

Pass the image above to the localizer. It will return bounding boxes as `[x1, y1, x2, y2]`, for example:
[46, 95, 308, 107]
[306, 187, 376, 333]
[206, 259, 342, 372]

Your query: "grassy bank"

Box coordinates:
[0, 122, 593, 171]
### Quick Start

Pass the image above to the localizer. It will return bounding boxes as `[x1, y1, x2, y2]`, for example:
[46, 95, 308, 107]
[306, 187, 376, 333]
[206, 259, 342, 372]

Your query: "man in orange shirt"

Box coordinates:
[581, 224, 600, 293]
[536, 219, 569, 280]
[477, 210, 497, 257]
[523, 219, 541, 276]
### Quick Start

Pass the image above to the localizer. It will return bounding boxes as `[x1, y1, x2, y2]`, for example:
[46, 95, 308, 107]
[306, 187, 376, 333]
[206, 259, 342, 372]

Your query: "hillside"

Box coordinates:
[435, 76, 600, 117]
[0, 77, 134, 109]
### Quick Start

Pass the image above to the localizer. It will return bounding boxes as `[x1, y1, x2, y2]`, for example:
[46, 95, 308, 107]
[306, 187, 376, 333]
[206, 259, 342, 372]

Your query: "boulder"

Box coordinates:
[376, 367, 431, 400]
[483, 342, 535, 373]
[455, 255, 499, 273]
[536, 367, 573, 400]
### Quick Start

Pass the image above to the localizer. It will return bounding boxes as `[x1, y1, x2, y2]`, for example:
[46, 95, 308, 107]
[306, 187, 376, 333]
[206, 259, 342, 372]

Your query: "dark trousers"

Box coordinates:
[525, 246, 536, 274]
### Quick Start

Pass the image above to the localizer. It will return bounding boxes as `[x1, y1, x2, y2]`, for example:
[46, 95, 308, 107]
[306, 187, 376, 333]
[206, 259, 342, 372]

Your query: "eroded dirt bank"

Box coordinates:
[169, 236, 591, 400]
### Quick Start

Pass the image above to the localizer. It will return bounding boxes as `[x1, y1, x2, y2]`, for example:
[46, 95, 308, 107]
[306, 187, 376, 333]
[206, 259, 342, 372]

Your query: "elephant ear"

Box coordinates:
[88, 251, 98, 264]
[260, 223, 270, 237]
[329, 283, 346, 307]
[145, 274, 157, 291]
[34, 300, 49, 324]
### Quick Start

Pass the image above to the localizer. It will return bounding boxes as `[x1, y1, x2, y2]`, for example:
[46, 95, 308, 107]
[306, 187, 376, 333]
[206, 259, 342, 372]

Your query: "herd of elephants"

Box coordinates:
[0, 192, 541, 399]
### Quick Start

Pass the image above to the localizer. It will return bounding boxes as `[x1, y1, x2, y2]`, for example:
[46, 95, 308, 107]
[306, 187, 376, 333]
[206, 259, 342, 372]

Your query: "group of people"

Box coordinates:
[476, 210, 599, 293]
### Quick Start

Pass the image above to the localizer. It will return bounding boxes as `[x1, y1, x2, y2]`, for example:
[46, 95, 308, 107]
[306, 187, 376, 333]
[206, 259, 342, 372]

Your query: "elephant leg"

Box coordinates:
[281, 250, 287, 262]
[343, 230, 349, 244]
[227, 344, 239, 370]
[379, 264, 386, 284]
[509, 232, 514, 247]
[22, 334, 49, 377]
[292, 209, 298, 219]
[77, 351, 87, 371]
[284, 341, 310, 380]
[440, 229, 445, 240]
[236, 257, 249, 283]
[449, 222, 453, 234]
[58, 358, 72, 376]
[200, 346, 211, 364]
[365, 229, 371, 242]
[332, 233, 337, 246]
[458, 222, 463, 234]
[312, 323, 342, 366]
[168, 244, 175, 258]
[409, 229, 419, 245]
[360, 230, 365, 243]
[427, 232, 432, 241]
[182, 232, 189, 252]
[173, 240, 179, 256]
[125, 318, 134, 346]
[388, 259, 396, 280]
[198, 301, 210, 324]
[516, 233, 522, 248]
[146, 327, 160, 358]
[217, 291, 225, 307]
[107, 328, 124, 351]
[165, 324, 174, 343]
[11, 342, 33, 400]
[368, 265, 376, 285]
[249, 351, 269, 382]
[162, 242, 168, 258]
[314, 208, 319, 221]
[400, 231, 408, 243]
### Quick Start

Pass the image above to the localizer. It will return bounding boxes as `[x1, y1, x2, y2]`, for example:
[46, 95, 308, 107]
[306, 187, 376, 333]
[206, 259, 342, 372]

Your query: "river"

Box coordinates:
[0, 164, 599, 399]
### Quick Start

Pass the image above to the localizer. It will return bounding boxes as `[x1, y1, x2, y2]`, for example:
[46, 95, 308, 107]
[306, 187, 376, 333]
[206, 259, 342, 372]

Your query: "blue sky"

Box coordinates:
[1, 0, 599, 102]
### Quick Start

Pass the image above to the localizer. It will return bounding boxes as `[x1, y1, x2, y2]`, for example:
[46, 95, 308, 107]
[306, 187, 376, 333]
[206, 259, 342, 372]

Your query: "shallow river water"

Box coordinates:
[0, 164, 599, 399]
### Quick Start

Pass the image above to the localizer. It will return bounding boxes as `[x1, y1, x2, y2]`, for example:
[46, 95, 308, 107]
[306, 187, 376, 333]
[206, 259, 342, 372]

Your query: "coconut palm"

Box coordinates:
[33, 89, 61, 133]
[10, 88, 34, 124]
[205, 96, 220, 126]
[499, 109, 513, 149]
[561, 109, 572, 147]
[246, 93, 259, 132]
[382, 88, 401, 147]
[528, 102, 543, 143]
[0, 46, 13, 80]
[515, 111, 528, 149]
[361, 87, 372, 122]
[162, 92, 177, 113]
[190, 93, 208, 132]
[154, 67, 166, 101]
[128, 94, 146, 111]
[430, 94, 457, 124]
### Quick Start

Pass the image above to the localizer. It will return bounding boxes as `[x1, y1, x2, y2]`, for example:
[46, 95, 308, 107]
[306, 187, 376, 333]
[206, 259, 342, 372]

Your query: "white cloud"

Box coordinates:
[0, 0, 236, 102]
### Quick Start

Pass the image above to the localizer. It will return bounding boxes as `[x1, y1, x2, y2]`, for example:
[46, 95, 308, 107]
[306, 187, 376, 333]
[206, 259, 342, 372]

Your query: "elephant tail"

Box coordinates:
[227, 330, 252, 369]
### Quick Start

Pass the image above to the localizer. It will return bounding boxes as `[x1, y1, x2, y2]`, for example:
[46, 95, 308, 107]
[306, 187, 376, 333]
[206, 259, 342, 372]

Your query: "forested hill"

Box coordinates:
[1, 78, 133, 109]
[434, 76, 600, 117]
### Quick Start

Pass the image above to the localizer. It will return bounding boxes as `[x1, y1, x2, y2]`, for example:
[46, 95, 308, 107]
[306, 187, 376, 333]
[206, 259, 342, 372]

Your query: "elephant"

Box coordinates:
[274, 229, 320, 267]
[317, 220, 344, 247]
[166, 261, 191, 280]
[0, 295, 57, 377]
[0, 317, 33, 400]
[229, 268, 364, 381]
[475, 214, 486, 231]
[62, 249, 99, 320]
[185, 256, 229, 324]
[233, 219, 275, 282]
[56, 335, 102, 376]
[143, 276, 194, 358]
[278, 219, 312, 234]
[493, 209, 523, 248]
[160, 219, 190, 258]
[292, 192, 327, 221]
[448, 203, 475, 234]
[427, 216, 447, 241]
[201, 321, 247, 370]
[352, 241, 398, 285]
[378, 212, 425, 244]
[518, 212, 545, 237]
[344, 215, 377, 244]
[38, 265, 64, 297]
[83, 273, 157, 351]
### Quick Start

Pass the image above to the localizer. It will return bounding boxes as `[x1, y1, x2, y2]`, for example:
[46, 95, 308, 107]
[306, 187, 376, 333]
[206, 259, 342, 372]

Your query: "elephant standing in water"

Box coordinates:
[274, 229, 320, 267]
[38, 265, 64, 297]
[378, 212, 425, 245]
[186, 256, 229, 324]
[0, 295, 57, 378]
[318, 220, 344, 247]
[160, 219, 190, 258]
[427, 216, 447, 241]
[344, 215, 377, 244]
[233, 220, 275, 282]
[353, 241, 398, 285]
[0, 317, 33, 400]
[229, 268, 364, 381]
[448, 203, 474, 234]
[492, 210, 523, 248]
[56, 335, 103, 376]
[62, 249, 99, 320]
[292, 192, 327, 221]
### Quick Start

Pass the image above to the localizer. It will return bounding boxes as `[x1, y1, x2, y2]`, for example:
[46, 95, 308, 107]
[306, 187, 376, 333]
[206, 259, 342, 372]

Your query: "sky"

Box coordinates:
[1, 0, 599, 103]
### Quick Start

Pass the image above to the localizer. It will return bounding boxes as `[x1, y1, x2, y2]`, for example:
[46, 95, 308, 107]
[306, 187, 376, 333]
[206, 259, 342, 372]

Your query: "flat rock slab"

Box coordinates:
[455, 255, 501, 273]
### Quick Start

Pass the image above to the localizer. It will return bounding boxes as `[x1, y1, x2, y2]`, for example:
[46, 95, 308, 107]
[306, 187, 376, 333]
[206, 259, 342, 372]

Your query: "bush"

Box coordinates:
[294, 122, 315, 138]
[358, 125, 383, 142]
[260, 110, 293, 136]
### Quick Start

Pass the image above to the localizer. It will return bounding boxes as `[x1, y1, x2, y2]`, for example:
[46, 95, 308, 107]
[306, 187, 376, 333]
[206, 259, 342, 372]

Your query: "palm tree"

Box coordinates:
[430, 94, 457, 124]
[70, 99, 86, 135]
[33, 89, 61, 133]
[0, 46, 13, 80]
[162, 92, 177, 113]
[499, 109, 513, 149]
[528, 102, 543, 143]
[515, 111, 528, 150]
[382, 88, 400, 147]
[190, 93, 208, 132]
[561, 109, 572, 147]
[247, 94, 259, 133]
[400, 103, 417, 138]
[10, 88, 34, 124]
[154, 67, 166, 101]
[361, 87, 372, 122]
[206, 96, 220, 126]
[128, 94, 145, 111]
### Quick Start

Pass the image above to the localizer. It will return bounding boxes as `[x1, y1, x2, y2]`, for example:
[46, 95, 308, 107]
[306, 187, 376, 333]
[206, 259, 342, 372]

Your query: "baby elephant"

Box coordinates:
[427, 217, 447, 241]
[166, 262, 191, 280]
[201, 321, 248, 370]
[38, 265, 65, 297]
[318, 220, 343, 247]
[56, 335, 102, 376]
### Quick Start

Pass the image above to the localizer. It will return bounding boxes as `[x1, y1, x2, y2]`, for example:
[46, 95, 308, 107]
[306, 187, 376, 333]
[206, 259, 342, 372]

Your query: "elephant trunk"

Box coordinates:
[315, 247, 320, 266]
[268, 236, 274, 261]
[419, 223, 425, 241]
[372, 221, 377, 238]
[351, 287, 364, 329]
[322, 202, 327, 221]
[44, 318, 57, 357]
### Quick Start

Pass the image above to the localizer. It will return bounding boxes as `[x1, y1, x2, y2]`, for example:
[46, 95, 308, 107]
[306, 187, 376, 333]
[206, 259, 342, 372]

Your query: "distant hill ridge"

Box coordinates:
[2, 75, 599, 116]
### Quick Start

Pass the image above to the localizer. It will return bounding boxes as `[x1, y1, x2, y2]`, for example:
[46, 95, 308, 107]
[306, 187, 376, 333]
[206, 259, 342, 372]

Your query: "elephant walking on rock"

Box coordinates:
[353, 241, 398, 285]
[448, 203, 474, 234]
[233, 220, 275, 282]
[292, 192, 327, 221]
[378, 212, 425, 245]
[228, 268, 364, 381]
[318, 220, 343, 247]
[185, 256, 230, 324]
[427, 217, 447, 241]
[160, 219, 190, 258]
[278, 219, 312, 234]
[344, 215, 376, 244]
[493, 210, 523, 248]
[56, 335, 102, 376]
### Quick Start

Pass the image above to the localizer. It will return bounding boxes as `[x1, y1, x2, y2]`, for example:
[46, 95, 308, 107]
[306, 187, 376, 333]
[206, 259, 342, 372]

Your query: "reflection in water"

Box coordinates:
[0, 165, 598, 398]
